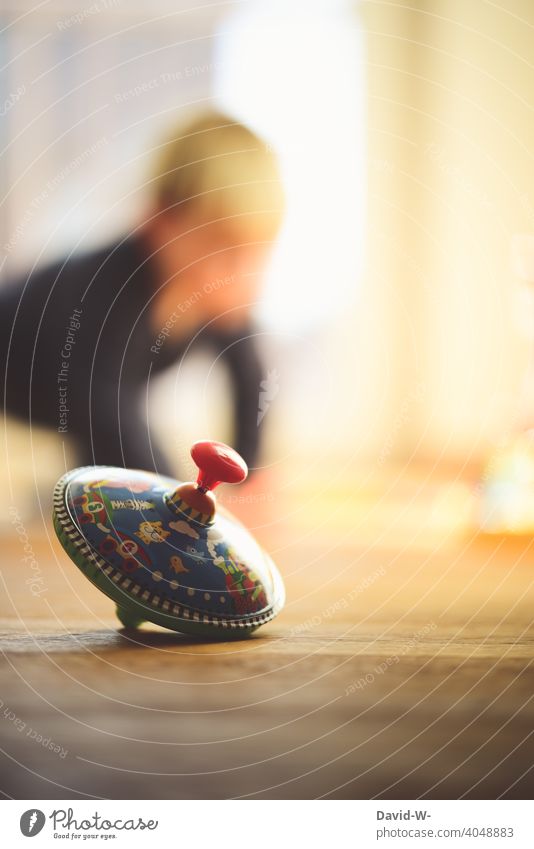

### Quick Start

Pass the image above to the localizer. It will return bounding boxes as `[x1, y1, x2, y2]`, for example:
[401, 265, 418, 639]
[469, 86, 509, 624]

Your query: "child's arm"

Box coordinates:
[215, 330, 264, 471]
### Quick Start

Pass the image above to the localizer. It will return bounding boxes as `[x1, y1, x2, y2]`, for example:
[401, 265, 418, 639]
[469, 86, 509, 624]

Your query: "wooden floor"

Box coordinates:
[1, 467, 533, 799]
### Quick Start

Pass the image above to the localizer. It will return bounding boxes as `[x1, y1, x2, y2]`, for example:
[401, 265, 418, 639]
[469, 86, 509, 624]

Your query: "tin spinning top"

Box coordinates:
[53, 441, 285, 637]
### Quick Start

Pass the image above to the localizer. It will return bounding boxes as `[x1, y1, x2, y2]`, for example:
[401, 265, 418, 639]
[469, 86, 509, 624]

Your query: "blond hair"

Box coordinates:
[152, 111, 284, 239]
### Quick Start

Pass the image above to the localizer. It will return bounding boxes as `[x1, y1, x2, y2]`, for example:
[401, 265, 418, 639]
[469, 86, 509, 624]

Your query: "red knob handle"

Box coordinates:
[166, 441, 248, 524]
[191, 440, 248, 492]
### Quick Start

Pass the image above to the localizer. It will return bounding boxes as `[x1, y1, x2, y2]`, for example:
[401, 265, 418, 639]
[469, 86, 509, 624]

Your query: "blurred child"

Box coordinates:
[0, 111, 284, 475]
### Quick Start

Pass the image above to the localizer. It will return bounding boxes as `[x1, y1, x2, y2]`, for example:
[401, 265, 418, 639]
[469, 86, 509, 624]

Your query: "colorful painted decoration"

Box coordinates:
[53, 441, 285, 637]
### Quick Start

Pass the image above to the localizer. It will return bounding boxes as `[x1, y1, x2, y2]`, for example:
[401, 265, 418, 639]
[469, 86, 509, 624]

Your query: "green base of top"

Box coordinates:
[53, 513, 258, 640]
[115, 604, 146, 629]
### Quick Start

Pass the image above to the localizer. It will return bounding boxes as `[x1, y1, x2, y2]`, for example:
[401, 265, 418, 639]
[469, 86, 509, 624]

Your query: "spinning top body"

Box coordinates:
[53, 441, 285, 637]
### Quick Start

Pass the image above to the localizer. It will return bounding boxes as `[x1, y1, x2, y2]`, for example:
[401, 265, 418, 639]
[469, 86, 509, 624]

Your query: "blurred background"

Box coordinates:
[3, 1, 534, 805]
[3, 0, 534, 535]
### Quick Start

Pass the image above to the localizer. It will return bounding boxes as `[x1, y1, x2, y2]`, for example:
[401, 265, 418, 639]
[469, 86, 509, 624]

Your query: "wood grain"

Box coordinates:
[1, 474, 533, 799]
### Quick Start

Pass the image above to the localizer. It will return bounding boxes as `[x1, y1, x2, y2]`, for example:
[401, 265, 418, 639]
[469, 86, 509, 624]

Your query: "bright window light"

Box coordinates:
[215, 0, 365, 332]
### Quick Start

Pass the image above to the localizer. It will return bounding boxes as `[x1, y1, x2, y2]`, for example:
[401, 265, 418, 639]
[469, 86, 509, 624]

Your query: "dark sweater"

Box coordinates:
[0, 236, 263, 476]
